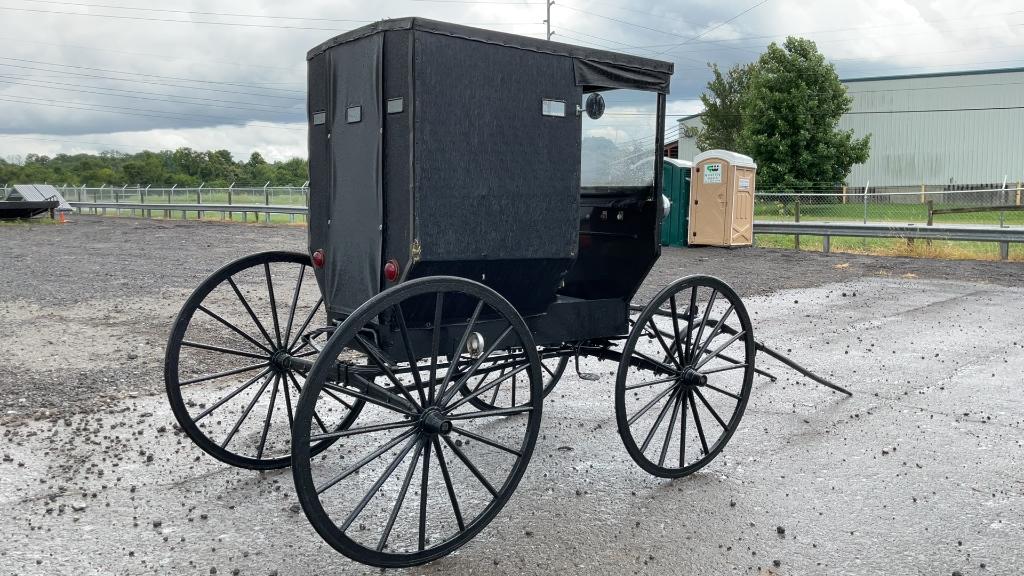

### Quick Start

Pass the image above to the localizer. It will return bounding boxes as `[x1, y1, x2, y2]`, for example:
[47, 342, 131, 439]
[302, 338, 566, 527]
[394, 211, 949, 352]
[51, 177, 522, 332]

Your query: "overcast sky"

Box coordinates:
[1, 0, 1023, 163]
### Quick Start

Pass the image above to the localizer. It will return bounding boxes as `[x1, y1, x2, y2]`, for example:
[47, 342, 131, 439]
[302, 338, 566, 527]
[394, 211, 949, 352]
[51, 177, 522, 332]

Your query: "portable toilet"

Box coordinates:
[660, 157, 692, 246]
[688, 150, 756, 247]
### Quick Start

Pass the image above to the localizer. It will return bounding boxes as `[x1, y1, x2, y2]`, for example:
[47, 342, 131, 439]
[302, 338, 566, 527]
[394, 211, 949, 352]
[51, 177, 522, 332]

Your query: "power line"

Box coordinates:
[0, 75, 300, 114]
[0, 94, 306, 129]
[653, 0, 771, 56]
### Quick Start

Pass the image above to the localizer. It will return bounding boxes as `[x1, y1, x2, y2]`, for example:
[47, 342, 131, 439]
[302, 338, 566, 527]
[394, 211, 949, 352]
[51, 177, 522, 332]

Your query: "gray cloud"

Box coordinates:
[1, 0, 1022, 160]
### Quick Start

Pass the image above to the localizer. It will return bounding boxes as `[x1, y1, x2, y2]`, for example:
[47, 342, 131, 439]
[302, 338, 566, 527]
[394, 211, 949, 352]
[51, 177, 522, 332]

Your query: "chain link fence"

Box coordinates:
[755, 184, 1024, 228]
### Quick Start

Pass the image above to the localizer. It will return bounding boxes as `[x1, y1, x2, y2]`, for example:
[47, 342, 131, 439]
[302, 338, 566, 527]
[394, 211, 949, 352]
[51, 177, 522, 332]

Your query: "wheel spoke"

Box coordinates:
[659, 388, 683, 467]
[192, 368, 272, 422]
[693, 387, 729, 430]
[196, 305, 273, 355]
[694, 330, 746, 371]
[647, 318, 682, 370]
[701, 363, 747, 375]
[287, 371, 329, 434]
[441, 434, 497, 497]
[689, 289, 717, 364]
[282, 264, 306, 348]
[640, 387, 679, 453]
[355, 335, 422, 410]
[669, 294, 685, 367]
[179, 362, 269, 386]
[691, 305, 735, 367]
[440, 324, 514, 407]
[428, 292, 444, 404]
[703, 381, 742, 401]
[281, 372, 297, 432]
[446, 405, 533, 420]
[679, 392, 688, 467]
[264, 262, 283, 347]
[624, 375, 678, 391]
[688, 390, 709, 456]
[226, 277, 276, 348]
[629, 349, 680, 376]
[181, 340, 268, 360]
[221, 373, 274, 449]
[444, 363, 530, 413]
[315, 427, 418, 495]
[433, 437, 465, 532]
[451, 426, 522, 456]
[320, 385, 354, 410]
[436, 299, 485, 403]
[418, 439, 432, 551]
[684, 286, 697, 362]
[286, 297, 323, 350]
[325, 379, 414, 416]
[377, 439, 425, 552]
[340, 434, 421, 533]
[310, 419, 412, 442]
[626, 382, 678, 426]
[256, 377, 280, 460]
[394, 305, 428, 407]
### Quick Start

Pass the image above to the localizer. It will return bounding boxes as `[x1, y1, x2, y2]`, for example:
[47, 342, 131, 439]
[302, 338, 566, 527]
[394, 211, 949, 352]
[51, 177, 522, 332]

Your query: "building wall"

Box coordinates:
[678, 68, 1024, 188]
[841, 68, 1024, 188]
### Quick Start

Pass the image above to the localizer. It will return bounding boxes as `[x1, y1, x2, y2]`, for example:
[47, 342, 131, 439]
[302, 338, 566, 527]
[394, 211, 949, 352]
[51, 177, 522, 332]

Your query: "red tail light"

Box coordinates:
[312, 249, 325, 268]
[384, 259, 399, 282]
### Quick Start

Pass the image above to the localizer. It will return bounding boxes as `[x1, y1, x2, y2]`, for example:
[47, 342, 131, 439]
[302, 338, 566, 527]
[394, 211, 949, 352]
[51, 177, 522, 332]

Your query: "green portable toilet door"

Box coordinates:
[660, 161, 691, 247]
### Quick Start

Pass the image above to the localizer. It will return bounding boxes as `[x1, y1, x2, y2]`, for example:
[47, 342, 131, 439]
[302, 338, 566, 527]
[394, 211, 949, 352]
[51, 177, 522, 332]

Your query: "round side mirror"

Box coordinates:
[585, 93, 605, 120]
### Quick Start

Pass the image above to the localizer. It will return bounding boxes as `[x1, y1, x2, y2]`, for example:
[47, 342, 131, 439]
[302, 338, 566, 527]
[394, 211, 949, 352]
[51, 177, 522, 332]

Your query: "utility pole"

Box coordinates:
[545, 0, 554, 40]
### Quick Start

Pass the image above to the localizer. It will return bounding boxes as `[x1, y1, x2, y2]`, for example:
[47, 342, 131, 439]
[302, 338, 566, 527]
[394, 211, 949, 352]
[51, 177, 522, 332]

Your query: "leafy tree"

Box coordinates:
[697, 62, 755, 152]
[738, 37, 870, 192]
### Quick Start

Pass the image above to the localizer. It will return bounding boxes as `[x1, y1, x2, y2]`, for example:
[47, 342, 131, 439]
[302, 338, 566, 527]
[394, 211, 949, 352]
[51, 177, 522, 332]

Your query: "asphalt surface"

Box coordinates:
[1, 216, 1023, 575]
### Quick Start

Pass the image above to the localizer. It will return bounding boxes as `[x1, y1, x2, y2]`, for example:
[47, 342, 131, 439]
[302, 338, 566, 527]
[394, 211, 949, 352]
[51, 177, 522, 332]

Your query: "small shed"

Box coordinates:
[661, 157, 692, 247]
[688, 150, 756, 247]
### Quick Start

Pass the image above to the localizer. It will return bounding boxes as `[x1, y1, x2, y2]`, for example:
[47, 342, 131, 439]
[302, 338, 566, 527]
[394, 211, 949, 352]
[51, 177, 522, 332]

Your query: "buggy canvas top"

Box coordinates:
[307, 18, 673, 318]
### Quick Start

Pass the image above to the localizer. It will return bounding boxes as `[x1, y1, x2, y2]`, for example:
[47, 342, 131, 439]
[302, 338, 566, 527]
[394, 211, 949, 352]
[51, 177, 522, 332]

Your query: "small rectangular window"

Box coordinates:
[542, 99, 566, 117]
[346, 105, 362, 123]
[312, 111, 326, 125]
[386, 97, 404, 114]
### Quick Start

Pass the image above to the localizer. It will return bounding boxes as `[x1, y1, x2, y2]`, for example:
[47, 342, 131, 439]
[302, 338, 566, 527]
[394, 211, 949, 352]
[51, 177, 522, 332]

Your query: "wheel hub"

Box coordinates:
[419, 408, 452, 435]
[680, 368, 707, 387]
[269, 349, 290, 373]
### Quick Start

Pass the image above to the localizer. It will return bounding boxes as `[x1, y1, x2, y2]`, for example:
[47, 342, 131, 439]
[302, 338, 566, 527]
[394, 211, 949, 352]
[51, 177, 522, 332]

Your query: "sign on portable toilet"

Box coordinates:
[688, 150, 757, 247]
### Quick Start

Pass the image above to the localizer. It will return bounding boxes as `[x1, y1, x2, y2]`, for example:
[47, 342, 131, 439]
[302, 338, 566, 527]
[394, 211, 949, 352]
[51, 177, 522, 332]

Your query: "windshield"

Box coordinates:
[580, 89, 658, 188]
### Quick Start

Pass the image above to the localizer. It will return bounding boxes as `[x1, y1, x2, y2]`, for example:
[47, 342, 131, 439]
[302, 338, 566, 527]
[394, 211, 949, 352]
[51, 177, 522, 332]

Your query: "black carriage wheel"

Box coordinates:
[616, 275, 754, 478]
[165, 251, 363, 470]
[457, 349, 568, 410]
[292, 276, 543, 568]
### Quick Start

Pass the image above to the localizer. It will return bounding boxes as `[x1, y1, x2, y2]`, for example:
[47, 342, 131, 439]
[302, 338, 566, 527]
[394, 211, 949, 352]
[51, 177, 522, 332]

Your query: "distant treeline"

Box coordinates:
[0, 149, 308, 187]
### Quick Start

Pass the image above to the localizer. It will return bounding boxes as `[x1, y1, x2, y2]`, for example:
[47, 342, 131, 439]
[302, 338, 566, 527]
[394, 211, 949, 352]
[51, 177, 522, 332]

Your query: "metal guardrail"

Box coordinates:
[67, 199, 1020, 260]
[753, 221, 1024, 259]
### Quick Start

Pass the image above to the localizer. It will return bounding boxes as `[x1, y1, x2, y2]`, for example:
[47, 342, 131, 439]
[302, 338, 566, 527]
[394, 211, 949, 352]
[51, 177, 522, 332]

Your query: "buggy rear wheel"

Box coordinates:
[165, 251, 362, 470]
[292, 276, 543, 568]
[616, 275, 754, 478]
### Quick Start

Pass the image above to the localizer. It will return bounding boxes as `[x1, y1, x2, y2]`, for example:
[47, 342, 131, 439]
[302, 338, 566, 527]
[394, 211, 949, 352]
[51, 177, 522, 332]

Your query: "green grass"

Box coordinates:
[755, 200, 1024, 226]
[755, 233, 1023, 262]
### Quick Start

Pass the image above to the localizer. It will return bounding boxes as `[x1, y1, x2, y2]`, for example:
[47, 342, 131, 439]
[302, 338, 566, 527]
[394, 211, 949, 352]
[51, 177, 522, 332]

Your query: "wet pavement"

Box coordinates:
[3, 264, 1023, 575]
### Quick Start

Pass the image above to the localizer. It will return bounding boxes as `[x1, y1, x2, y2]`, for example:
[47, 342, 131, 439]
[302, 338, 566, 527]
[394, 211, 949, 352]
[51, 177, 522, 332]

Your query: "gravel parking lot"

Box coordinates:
[1, 216, 1023, 575]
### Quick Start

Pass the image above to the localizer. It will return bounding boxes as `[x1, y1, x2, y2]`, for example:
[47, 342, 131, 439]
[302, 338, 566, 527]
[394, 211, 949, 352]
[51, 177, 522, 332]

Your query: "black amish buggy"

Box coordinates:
[164, 18, 848, 568]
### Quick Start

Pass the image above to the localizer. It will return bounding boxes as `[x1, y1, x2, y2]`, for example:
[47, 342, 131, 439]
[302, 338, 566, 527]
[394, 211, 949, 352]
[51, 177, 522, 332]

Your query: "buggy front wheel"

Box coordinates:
[292, 276, 544, 567]
[616, 275, 754, 478]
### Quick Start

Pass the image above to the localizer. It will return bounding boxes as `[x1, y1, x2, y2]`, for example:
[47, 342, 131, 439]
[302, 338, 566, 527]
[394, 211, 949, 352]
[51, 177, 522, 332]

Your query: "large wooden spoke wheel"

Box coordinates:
[291, 277, 543, 568]
[616, 275, 754, 478]
[165, 251, 362, 470]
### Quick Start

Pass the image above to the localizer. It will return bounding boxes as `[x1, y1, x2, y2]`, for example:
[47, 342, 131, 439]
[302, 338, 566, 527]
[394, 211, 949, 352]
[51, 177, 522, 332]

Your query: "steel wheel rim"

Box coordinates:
[616, 275, 754, 478]
[292, 276, 543, 567]
[165, 251, 361, 470]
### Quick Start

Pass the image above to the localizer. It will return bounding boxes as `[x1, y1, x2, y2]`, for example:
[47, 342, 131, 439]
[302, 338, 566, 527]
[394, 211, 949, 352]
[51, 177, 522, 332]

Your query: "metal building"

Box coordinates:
[675, 67, 1024, 189]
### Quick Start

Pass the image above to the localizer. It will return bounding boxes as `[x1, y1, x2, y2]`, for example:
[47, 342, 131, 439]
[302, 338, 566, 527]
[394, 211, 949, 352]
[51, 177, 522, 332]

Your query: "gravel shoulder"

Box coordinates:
[1, 216, 1023, 576]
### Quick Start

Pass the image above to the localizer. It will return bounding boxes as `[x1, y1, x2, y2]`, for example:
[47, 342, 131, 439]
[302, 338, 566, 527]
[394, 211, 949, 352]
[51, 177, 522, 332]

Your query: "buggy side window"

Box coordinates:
[580, 89, 658, 188]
